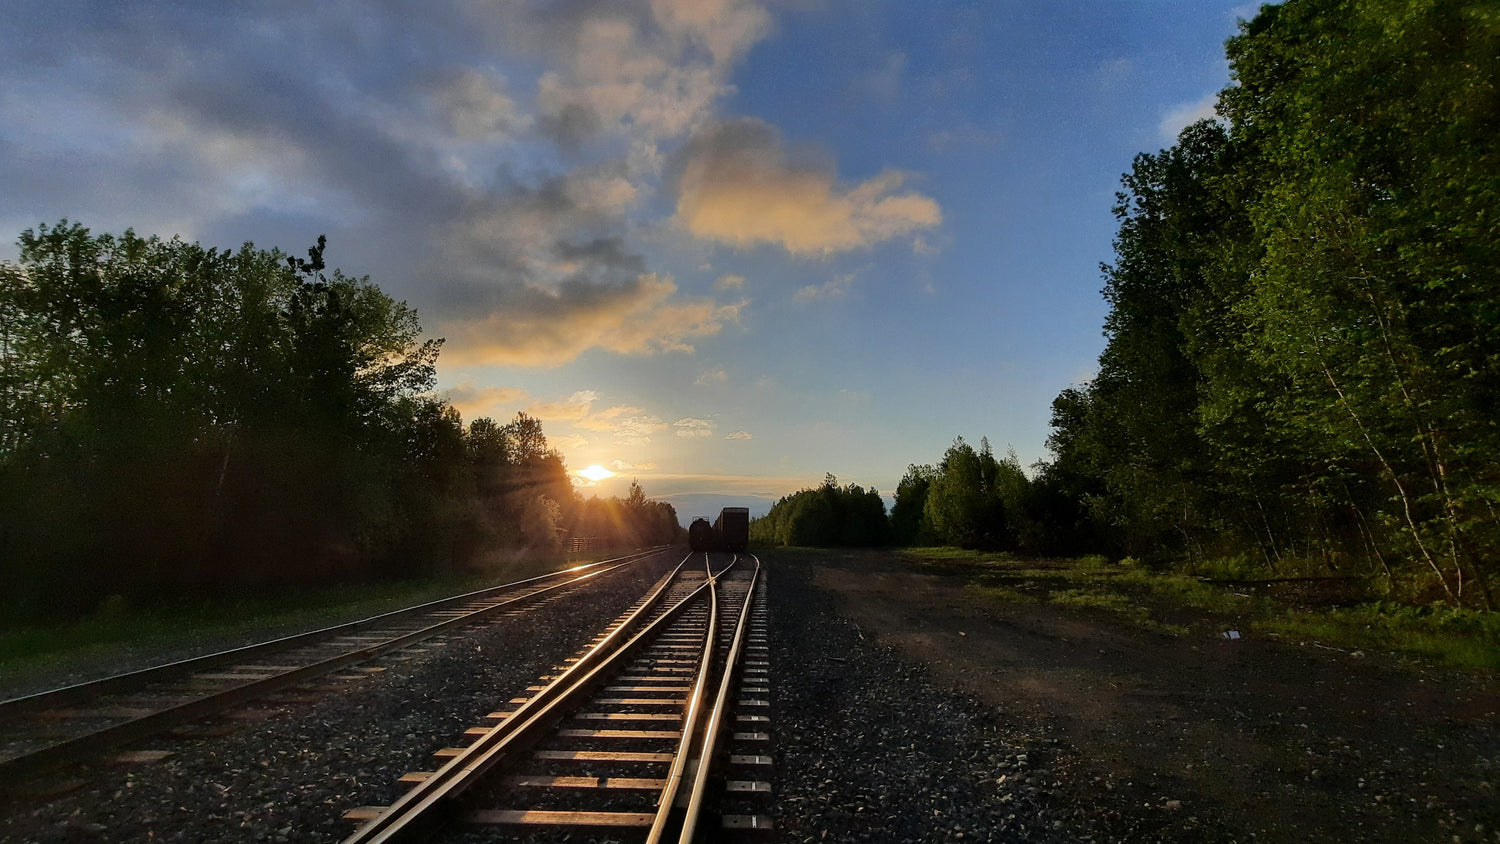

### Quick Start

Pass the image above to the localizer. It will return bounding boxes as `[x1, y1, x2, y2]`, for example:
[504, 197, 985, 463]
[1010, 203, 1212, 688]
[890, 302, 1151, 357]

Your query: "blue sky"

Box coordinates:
[0, 1, 1253, 516]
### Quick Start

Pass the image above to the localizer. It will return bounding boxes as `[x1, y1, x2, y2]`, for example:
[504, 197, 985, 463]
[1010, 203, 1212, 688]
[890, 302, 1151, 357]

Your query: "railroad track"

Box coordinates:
[0, 548, 672, 785]
[342, 552, 773, 843]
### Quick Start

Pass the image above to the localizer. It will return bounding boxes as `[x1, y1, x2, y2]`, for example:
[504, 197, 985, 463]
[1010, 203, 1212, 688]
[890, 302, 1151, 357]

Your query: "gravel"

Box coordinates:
[1, 550, 1271, 843]
[769, 560, 1070, 843]
[0, 558, 677, 843]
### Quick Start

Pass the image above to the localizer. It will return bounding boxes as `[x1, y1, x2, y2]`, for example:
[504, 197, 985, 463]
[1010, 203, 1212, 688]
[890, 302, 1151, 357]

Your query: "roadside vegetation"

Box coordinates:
[899, 548, 1500, 670]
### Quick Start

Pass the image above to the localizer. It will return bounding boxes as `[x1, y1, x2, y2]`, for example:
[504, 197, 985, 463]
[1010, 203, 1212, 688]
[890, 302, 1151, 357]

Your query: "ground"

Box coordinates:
[780, 548, 1500, 843]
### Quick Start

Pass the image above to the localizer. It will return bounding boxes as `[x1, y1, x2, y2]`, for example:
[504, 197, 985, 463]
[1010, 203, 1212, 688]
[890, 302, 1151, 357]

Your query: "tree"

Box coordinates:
[0, 224, 469, 615]
[891, 464, 937, 545]
[1042, 0, 1500, 605]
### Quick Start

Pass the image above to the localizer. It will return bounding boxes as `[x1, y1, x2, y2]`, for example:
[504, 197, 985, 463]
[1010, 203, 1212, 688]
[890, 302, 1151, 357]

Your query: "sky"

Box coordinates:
[0, 0, 1255, 518]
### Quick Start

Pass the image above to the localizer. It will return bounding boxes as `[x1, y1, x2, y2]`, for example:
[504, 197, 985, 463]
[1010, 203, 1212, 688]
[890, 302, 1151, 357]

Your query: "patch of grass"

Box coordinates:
[893, 547, 1499, 668]
[1260, 603, 1500, 669]
[963, 584, 1034, 604]
[1048, 588, 1188, 635]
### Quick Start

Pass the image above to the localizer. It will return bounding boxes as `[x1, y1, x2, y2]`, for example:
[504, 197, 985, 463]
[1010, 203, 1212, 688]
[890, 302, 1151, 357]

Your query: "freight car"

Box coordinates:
[687, 507, 751, 553]
[715, 507, 749, 553]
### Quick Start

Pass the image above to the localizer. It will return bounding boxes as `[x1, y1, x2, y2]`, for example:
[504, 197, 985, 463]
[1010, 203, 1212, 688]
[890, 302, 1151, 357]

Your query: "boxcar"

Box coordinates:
[714, 507, 750, 553]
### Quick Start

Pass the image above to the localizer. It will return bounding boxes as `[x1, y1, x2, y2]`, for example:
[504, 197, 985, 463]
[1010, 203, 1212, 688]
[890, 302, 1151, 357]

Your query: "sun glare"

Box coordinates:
[579, 464, 615, 482]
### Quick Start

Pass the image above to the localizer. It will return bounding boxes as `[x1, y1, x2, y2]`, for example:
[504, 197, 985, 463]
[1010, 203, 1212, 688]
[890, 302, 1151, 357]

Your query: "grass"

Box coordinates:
[896, 548, 1500, 669]
[0, 556, 576, 694]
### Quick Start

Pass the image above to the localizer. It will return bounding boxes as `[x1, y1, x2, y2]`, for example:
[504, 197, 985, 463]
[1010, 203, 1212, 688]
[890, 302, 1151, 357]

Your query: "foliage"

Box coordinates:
[750, 474, 891, 547]
[1040, 0, 1500, 608]
[569, 479, 682, 551]
[0, 223, 615, 621]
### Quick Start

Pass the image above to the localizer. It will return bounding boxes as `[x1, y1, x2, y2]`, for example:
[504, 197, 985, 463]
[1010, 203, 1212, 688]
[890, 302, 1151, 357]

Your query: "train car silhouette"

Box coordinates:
[688, 507, 750, 553]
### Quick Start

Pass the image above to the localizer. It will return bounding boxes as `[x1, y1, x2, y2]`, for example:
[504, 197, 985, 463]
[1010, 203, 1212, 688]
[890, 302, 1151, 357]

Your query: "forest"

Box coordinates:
[757, 0, 1500, 611]
[0, 225, 678, 621]
[1041, 0, 1500, 610]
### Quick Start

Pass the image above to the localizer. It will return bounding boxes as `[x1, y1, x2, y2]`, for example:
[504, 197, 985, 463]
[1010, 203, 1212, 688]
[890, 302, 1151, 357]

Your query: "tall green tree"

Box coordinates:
[1044, 0, 1500, 606]
[0, 223, 468, 615]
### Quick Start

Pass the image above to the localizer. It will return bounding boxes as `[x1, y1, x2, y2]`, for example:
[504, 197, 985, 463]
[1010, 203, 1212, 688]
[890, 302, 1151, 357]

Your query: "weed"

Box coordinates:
[964, 584, 1033, 604]
[894, 547, 1499, 668]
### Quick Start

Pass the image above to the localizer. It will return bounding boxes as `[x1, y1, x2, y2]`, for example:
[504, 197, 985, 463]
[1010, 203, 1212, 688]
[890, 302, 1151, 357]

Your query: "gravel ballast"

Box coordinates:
[0, 557, 679, 843]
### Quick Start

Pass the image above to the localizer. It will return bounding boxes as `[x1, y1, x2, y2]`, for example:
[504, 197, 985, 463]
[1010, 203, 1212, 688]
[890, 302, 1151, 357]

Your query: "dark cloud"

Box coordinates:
[554, 237, 647, 275]
[1, 0, 767, 366]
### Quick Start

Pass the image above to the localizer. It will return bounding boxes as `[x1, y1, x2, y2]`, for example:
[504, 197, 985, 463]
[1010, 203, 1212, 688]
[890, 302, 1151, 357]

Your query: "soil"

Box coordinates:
[783, 549, 1500, 843]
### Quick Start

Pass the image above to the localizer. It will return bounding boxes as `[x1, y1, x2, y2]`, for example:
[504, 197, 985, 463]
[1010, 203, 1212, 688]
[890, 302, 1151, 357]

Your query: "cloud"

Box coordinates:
[926, 125, 1002, 154]
[858, 51, 907, 101]
[674, 118, 941, 255]
[432, 69, 528, 142]
[612, 459, 657, 472]
[794, 271, 856, 303]
[0, 1, 771, 370]
[528, 390, 599, 421]
[714, 273, 745, 290]
[674, 417, 715, 438]
[445, 383, 531, 422]
[438, 274, 746, 367]
[577, 405, 669, 446]
[530, 0, 770, 146]
[695, 366, 728, 386]
[551, 433, 590, 453]
[725, 430, 752, 440]
[1159, 92, 1222, 142]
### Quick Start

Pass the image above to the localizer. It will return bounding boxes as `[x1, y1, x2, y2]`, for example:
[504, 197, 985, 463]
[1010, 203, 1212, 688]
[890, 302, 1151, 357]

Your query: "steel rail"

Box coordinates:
[644, 552, 724, 843]
[342, 553, 713, 844]
[677, 553, 762, 842]
[0, 547, 668, 719]
[0, 548, 671, 783]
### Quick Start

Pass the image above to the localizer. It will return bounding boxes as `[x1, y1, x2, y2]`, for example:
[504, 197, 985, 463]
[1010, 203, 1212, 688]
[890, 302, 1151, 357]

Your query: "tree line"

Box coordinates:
[753, 0, 1498, 611]
[0, 223, 677, 621]
[1046, 0, 1499, 608]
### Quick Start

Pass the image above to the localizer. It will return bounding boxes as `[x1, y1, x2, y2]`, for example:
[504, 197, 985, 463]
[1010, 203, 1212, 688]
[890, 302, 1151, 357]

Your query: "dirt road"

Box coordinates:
[786, 550, 1500, 842]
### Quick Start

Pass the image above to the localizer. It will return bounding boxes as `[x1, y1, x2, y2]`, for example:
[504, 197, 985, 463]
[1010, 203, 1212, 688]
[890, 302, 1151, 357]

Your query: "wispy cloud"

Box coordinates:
[794, 271, 857, 303]
[445, 383, 532, 422]
[674, 417, 716, 438]
[725, 430, 752, 440]
[612, 459, 657, 472]
[714, 273, 745, 290]
[1159, 92, 1222, 142]
[695, 366, 728, 386]
[438, 274, 746, 368]
[925, 125, 1001, 154]
[528, 390, 599, 421]
[577, 405, 669, 446]
[857, 51, 907, 101]
[674, 117, 941, 255]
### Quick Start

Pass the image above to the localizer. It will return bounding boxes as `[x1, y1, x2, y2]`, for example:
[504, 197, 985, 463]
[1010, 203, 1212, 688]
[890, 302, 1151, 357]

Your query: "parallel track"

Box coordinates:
[0, 548, 671, 784]
[342, 552, 771, 843]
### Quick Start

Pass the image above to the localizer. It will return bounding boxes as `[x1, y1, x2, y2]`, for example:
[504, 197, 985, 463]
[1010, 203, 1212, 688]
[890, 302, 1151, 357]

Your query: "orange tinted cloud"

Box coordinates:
[438, 274, 745, 367]
[676, 118, 941, 255]
[445, 383, 531, 422]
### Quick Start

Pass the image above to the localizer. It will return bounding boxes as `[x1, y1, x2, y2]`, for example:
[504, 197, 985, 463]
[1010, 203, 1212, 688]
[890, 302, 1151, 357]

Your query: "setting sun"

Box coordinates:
[578, 464, 615, 483]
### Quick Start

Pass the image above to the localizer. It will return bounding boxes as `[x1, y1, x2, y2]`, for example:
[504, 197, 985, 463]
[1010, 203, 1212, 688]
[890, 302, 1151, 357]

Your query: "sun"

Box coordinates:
[578, 464, 615, 483]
